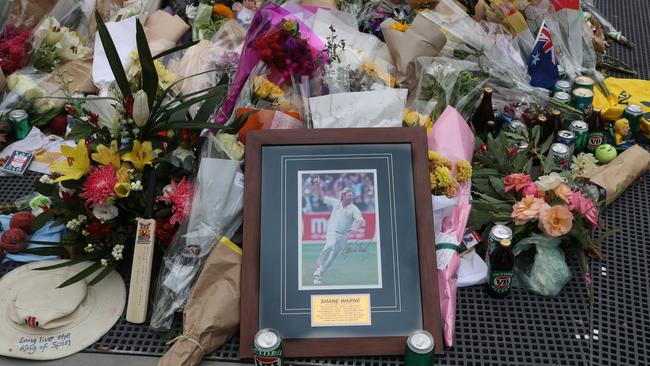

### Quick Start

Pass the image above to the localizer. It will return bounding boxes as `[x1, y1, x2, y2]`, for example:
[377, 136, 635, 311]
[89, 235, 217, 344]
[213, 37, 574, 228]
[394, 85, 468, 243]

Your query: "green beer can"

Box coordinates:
[554, 80, 571, 94]
[405, 330, 435, 366]
[622, 104, 643, 142]
[8, 109, 31, 140]
[569, 120, 589, 154]
[574, 76, 595, 90]
[572, 88, 594, 116]
[254, 328, 283, 366]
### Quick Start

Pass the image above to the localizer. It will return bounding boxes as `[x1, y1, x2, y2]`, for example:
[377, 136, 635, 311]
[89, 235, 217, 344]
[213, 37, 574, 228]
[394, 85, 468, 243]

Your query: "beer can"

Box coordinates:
[8, 109, 30, 140]
[254, 329, 283, 366]
[556, 129, 576, 154]
[622, 104, 643, 142]
[553, 92, 571, 105]
[405, 330, 435, 366]
[487, 224, 512, 261]
[569, 120, 589, 154]
[586, 131, 606, 154]
[573, 76, 595, 90]
[515, 141, 529, 151]
[554, 80, 572, 94]
[508, 120, 527, 132]
[551, 143, 571, 170]
[572, 88, 594, 116]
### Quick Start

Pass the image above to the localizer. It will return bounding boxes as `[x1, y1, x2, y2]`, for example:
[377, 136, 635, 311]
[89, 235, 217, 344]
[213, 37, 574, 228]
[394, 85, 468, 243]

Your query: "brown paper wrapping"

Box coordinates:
[581, 145, 650, 206]
[145, 10, 190, 55]
[380, 14, 447, 97]
[45, 59, 98, 94]
[88, 0, 125, 42]
[300, 0, 338, 9]
[157, 238, 242, 366]
[8, 0, 56, 31]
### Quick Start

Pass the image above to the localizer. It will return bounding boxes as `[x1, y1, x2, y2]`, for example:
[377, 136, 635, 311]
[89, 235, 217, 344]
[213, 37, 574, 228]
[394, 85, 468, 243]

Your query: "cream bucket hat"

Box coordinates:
[0, 260, 125, 360]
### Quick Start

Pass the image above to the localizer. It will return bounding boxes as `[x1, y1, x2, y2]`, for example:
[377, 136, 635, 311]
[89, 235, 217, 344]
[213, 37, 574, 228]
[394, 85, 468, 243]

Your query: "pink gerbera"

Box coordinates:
[80, 165, 118, 208]
[157, 177, 193, 225]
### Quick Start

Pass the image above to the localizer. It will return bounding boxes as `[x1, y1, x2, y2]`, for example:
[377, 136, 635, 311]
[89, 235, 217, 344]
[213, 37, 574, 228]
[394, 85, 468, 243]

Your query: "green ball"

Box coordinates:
[595, 144, 617, 163]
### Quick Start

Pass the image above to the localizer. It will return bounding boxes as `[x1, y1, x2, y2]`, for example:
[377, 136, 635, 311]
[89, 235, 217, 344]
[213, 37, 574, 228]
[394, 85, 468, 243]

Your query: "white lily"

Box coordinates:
[34, 16, 63, 48]
[85, 98, 120, 136]
[132, 90, 150, 127]
[55, 31, 89, 62]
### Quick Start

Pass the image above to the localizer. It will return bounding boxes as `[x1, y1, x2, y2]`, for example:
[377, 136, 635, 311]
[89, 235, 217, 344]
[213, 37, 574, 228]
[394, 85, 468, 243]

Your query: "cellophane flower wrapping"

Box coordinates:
[413, 56, 488, 122]
[512, 234, 571, 297]
[150, 133, 244, 330]
[428, 105, 475, 347]
[1, 67, 65, 123]
[215, 3, 324, 124]
[166, 20, 246, 118]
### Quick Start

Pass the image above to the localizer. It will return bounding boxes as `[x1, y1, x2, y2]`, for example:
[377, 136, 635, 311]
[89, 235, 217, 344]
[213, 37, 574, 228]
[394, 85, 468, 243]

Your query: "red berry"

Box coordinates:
[9, 211, 35, 233]
[0, 228, 28, 253]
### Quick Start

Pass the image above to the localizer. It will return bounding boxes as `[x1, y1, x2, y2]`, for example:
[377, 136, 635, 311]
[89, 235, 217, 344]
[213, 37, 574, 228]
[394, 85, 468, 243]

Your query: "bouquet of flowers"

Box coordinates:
[22, 12, 234, 287]
[469, 126, 611, 297]
[187, 2, 235, 41]
[427, 150, 472, 198]
[31, 16, 92, 72]
[0, 24, 32, 76]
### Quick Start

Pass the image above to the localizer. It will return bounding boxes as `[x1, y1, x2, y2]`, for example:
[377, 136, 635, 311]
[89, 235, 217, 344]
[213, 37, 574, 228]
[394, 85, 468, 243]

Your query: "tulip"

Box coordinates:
[132, 90, 150, 127]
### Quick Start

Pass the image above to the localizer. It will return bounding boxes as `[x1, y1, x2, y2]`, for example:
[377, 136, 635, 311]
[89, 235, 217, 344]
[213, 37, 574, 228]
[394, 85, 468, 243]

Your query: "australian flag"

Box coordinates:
[527, 20, 560, 91]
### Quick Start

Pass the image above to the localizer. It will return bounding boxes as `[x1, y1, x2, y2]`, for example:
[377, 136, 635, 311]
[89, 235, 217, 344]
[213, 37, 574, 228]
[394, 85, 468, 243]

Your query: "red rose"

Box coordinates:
[0, 228, 28, 253]
[9, 211, 35, 233]
[86, 220, 111, 239]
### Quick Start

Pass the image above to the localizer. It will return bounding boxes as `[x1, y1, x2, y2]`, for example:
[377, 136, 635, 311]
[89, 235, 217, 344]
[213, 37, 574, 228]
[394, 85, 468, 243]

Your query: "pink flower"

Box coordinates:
[568, 191, 599, 229]
[157, 177, 193, 225]
[553, 183, 572, 204]
[511, 195, 547, 225]
[538, 204, 573, 237]
[521, 181, 543, 198]
[504, 173, 532, 193]
[79, 165, 118, 208]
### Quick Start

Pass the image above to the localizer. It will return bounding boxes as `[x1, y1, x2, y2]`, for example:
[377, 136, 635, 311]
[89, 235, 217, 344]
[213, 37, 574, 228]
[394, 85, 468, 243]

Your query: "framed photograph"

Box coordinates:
[241, 128, 443, 358]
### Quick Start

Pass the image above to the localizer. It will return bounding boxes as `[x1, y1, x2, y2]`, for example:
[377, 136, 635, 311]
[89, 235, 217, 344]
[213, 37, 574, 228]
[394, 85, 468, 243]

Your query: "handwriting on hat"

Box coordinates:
[17, 332, 71, 355]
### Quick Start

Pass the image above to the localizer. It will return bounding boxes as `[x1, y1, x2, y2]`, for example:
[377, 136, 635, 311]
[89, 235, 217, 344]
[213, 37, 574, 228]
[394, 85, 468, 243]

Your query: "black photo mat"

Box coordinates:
[258, 144, 423, 339]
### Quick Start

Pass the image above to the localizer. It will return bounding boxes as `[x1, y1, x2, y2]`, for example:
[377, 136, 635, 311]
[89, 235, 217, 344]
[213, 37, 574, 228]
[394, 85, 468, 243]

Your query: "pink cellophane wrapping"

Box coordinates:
[428, 106, 475, 347]
[214, 3, 324, 123]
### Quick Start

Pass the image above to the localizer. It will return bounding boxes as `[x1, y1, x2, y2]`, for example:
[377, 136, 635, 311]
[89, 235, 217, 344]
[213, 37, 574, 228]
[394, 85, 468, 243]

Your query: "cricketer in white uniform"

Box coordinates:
[312, 179, 365, 285]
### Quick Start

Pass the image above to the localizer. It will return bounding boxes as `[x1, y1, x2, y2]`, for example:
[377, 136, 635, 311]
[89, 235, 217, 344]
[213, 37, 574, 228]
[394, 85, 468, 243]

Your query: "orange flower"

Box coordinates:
[553, 183, 572, 203]
[511, 195, 547, 225]
[213, 4, 234, 19]
[504, 173, 532, 193]
[538, 205, 573, 237]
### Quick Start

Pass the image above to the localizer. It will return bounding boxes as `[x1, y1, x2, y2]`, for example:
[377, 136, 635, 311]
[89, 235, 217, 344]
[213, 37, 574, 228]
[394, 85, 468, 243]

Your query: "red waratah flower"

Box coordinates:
[157, 177, 193, 225]
[79, 165, 118, 208]
[86, 220, 111, 239]
[155, 217, 177, 247]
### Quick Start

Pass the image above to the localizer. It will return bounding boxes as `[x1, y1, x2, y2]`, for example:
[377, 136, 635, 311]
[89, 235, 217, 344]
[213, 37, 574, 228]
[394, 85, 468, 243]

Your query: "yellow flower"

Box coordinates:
[428, 150, 442, 162]
[116, 165, 131, 183]
[114, 182, 131, 198]
[255, 82, 271, 99]
[390, 22, 409, 32]
[92, 140, 120, 168]
[269, 85, 284, 100]
[121, 140, 156, 171]
[454, 160, 472, 183]
[443, 180, 459, 197]
[403, 109, 419, 127]
[422, 115, 433, 129]
[361, 63, 377, 76]
[51, 139, 91, 182]
[213, 3, 234, 19]
[429, 172, 438, 190]
[434, 166, 454, 189]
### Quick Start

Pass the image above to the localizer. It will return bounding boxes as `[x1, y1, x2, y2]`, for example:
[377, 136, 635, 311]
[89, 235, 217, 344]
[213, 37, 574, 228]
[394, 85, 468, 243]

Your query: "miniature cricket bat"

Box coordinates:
[126, 167, 157, 323]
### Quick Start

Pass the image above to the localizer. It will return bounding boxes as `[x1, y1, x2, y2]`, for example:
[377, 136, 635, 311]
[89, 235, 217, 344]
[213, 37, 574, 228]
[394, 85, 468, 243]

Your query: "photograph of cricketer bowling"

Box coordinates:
[298, 170, 382, 290]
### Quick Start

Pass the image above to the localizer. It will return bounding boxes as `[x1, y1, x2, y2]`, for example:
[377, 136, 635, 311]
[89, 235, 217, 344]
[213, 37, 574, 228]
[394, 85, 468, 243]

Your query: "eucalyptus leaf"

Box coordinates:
[136, 19, 158, 109]
[153, 40, 200, 60]
[57, 262, 103, 288]
[539, 132, 555, 154]
[31, 211, 54, 232]
[95, 11, 131, 99]
[65, 122, 97, 141]
[194, 75, 229, 123]
[531, 125, 541, 147]
[88, 262, 119, 286]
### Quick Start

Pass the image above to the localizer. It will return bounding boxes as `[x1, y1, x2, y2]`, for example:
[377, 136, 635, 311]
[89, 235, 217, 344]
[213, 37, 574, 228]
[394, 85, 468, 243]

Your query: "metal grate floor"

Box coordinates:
[1, 0, 649, 364]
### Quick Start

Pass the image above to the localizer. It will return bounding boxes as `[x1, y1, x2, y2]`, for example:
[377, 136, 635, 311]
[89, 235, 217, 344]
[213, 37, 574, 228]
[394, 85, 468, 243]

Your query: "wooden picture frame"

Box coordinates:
[241, 128, 443, 358]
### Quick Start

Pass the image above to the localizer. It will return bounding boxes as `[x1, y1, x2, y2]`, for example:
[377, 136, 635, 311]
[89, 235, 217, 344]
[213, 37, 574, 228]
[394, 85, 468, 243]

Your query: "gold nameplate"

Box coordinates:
[311, 294, 371, 327]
